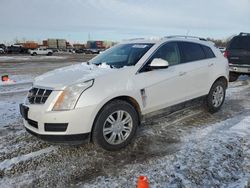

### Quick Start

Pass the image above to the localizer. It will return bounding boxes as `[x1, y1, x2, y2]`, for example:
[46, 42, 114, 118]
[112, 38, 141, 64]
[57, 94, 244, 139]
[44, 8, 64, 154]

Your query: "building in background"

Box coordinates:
[66, 42, 72, 49]
[86, 41, 103, 49]
[42, 40, 48, 47]
[86, 40, 116, 49]
[57, 39, 66, 49]
[6, 39, 116, 52]
[43, 39, 67, 49]
[73, 43, 85, 49]
[47, 39, 57, 49]
[103, 41, 116, 48]
[16, 41, 38, 49]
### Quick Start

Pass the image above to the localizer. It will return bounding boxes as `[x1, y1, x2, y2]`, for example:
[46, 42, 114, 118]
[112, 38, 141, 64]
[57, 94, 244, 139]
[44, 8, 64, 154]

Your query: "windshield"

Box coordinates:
[89, 43, 154, 68]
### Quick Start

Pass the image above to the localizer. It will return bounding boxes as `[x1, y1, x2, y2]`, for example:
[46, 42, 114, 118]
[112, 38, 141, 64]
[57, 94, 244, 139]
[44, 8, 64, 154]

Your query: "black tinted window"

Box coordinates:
[202, 45, 215, 58]
[228, 36, 250, 50]
[179, 42, 206, 62]
[151, 42, 180, 66]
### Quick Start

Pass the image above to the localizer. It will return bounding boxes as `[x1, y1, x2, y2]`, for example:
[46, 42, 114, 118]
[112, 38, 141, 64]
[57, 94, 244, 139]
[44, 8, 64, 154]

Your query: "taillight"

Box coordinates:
[224, 50, 229, 58]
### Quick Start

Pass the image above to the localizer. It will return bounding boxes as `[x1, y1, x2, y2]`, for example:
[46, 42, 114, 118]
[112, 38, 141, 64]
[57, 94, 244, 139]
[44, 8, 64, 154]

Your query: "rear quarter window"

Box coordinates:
[228, 36, 250, 50]
[202, 45, 216, 58]
[179, 42, 206, 63]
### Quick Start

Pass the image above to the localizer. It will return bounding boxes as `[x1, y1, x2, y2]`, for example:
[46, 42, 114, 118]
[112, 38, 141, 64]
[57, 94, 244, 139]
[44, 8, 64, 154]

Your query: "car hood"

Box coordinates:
[34, 63, 114, 90]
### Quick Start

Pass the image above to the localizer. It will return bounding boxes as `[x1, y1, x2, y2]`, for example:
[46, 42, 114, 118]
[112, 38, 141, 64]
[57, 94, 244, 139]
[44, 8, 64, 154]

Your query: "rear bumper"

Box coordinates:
[229, 64, 250, 74]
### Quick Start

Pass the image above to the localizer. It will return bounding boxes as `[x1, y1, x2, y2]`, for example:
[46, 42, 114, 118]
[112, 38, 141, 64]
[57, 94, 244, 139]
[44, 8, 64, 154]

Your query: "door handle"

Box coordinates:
[179, 71, 187, 76]
[208, 62, 214, 67]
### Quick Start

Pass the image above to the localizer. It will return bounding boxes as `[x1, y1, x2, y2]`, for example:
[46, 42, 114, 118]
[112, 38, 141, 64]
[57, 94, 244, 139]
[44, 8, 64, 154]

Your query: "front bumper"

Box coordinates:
[20, 103, 96, 143]
[25, 127, 90, 143]
[229, 64, 250, 74]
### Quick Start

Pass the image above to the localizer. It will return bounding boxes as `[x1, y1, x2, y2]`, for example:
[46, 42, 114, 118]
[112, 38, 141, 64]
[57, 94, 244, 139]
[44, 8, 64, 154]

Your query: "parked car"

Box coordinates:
[88, 49, 100, 54]
[7, 45, 28, 54]
[68, 49, 75, 53]
[75, 49, 85, 54]
[224, 32, 250, 81]
[218, 47, 226, 53]
[0, 47, 5, 54]
[29, 48, 53, 56]
[47, 48, 59, 53]
[20, 36, 229, 151]
[0, 44, 6, 51]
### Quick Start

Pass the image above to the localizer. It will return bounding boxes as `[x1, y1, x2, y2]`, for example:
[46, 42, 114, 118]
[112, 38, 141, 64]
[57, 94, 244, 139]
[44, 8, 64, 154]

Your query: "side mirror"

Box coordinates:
[149, 58, 169, 69]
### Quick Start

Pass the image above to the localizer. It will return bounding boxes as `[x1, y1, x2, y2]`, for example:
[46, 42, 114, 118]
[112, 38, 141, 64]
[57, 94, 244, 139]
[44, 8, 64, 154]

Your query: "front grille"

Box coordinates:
[28, 87, 52, 104]
[44, 123, 68, 132]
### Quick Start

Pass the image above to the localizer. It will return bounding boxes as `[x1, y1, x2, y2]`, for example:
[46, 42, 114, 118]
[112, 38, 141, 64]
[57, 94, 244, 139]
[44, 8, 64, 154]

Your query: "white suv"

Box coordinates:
[20, 36, 229, 150]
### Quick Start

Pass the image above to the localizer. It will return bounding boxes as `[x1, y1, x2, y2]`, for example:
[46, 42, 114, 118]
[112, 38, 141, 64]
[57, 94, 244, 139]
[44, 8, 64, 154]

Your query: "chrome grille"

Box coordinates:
[27, 87, 52, 104]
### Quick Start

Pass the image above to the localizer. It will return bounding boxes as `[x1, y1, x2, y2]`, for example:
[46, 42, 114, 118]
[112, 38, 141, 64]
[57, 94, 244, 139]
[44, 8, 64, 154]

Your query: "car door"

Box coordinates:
[37, 48, 42, 55]
[178, 42, 210, 98]
[42, 49, 47, 55]
[135, 42, 190, 114]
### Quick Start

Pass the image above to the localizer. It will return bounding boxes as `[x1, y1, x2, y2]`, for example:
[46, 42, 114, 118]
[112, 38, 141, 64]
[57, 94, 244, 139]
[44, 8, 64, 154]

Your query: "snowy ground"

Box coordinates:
[0, 57, 249, 187]
[0, 55, 66, 62]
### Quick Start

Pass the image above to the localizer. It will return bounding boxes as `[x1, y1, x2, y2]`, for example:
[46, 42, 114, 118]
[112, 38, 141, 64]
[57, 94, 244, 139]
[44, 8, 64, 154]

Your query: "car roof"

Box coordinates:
[121, 36, 215, 47]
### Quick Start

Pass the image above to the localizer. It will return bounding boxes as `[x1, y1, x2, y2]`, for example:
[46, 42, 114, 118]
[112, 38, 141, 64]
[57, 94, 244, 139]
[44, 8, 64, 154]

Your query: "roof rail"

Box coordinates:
[164, 35, 207, 41]
[239, 32, 250, 36]
[125, 38, 146, 41]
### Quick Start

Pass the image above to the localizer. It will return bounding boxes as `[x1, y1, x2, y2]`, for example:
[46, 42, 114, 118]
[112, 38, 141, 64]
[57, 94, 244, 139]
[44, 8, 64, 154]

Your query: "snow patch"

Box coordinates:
[97, 63, 110, 69]
[34, 63, 114, 89]
[230, 116, 250, 136]
[0, 75, 33, 87]
[0, 80, 32, 94]
[0, 80, 16, 85]
[0, 146, 56, 170]
[0, 56, 66, 62]
[83, 115, 250, 187]
[226, 84, 250, 97]
[0, 89, 29, 95]
[0, 56, 30, 61]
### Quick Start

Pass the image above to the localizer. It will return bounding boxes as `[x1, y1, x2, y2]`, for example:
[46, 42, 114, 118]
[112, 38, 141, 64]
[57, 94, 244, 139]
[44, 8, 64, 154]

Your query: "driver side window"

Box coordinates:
[151, 42, 180, 66]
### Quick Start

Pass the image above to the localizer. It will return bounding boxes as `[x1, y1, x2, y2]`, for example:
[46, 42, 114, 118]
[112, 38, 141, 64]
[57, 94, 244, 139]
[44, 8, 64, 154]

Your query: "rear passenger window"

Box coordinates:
[202, 45, 215, 58]
[179, 42, 206, 63]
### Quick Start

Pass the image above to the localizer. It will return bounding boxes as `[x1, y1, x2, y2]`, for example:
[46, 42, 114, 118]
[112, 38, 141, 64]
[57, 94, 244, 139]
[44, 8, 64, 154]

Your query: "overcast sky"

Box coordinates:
[0, 0, 250, 43]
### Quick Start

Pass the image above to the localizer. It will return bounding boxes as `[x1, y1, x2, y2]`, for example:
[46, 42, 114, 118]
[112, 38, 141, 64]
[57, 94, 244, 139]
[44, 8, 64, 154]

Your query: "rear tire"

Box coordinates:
[206, 80, 226, 113]
[47, 52, 52, 56]
[92, 100, 138, 151]
[229, 72, 239, 82]
[32, 52, 37, 56]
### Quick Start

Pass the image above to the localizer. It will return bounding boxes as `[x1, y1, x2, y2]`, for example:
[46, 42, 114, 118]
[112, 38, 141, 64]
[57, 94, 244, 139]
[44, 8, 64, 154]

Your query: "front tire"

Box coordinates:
[206, 80, 226, 113]
[92, 100, 139, 151]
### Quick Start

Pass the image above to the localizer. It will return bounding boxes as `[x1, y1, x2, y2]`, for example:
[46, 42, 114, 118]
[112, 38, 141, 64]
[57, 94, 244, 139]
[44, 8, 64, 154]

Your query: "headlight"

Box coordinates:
[52, 79, 94, 111]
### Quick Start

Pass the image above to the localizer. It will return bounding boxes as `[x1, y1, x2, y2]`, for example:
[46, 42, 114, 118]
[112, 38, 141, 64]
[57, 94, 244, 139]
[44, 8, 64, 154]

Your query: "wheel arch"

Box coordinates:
[213, 76, 228, 88]
[90, 95, 142, 141]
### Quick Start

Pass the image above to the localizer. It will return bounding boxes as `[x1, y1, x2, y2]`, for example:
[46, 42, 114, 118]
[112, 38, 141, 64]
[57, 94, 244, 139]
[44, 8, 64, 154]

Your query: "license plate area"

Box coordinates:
[20, 104, 29, 120]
